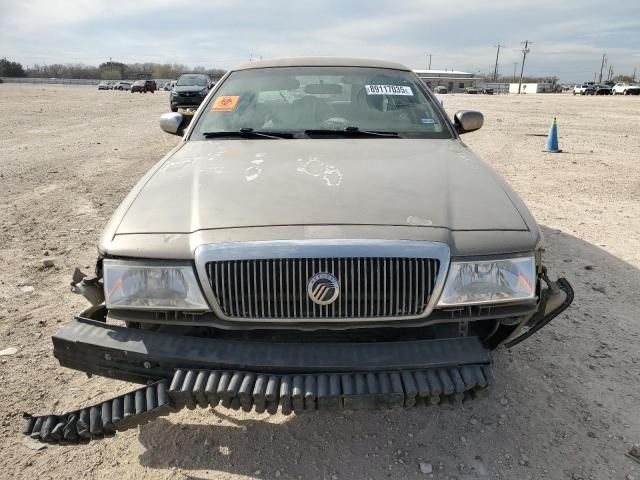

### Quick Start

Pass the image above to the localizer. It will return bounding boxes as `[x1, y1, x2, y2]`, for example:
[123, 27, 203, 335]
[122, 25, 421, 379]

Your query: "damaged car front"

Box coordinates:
[25, 57, 573, 444]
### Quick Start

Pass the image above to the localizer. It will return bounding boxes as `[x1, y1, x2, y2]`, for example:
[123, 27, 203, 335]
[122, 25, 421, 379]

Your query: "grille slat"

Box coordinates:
[207, 257, 439, 320]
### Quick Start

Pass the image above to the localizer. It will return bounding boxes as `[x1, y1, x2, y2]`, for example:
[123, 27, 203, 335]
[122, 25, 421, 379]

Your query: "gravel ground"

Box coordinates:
[0, 84, 638, 480]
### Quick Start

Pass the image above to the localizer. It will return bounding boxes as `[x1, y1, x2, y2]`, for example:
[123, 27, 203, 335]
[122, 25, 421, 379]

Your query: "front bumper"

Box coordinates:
[53, 318, 491, 383]
[22, 271, 572, 445]
[171, 95, 205, 107]
[25, 319, 496, 444]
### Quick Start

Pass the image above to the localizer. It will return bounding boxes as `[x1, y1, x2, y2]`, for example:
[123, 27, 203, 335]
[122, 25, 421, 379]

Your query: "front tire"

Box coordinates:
[171, 105, 178, 112]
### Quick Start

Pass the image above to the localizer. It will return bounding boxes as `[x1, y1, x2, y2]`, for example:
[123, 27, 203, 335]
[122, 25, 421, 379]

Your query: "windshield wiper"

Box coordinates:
[304, 126, 401, 138]
[202, 128, 292, 139]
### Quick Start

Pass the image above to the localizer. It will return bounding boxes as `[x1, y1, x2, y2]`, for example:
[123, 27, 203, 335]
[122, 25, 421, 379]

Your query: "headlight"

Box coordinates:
[437, 256, 536, 307]
[103, 259, 209, 311]
[199, 88, 208, 96]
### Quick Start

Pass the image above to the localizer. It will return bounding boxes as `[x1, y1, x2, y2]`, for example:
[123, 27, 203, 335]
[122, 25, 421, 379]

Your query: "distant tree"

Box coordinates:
[0, 58, 26, 77]
[99, 61, 126, 79]
[206, 68, 227, 79]
[613, 74, 634, 83]
[478, 72, 560, 85]
[13, 58, 225, 80]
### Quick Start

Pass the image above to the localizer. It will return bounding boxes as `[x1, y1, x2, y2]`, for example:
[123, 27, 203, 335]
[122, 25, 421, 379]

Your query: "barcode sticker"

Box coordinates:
[365, 85, 413, 96]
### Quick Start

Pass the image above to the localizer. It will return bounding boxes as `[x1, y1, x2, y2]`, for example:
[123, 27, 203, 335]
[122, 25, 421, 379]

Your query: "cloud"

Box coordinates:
[1, 0, 638, 81]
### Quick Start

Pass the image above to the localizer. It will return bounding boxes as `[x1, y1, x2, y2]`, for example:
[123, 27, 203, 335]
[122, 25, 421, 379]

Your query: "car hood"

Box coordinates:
[114, 139, 530, 236]
[174, 85, 207, 93]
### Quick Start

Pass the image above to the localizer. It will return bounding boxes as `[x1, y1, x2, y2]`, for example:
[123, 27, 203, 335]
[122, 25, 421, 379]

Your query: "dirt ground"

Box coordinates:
[0, 84, 638, 480]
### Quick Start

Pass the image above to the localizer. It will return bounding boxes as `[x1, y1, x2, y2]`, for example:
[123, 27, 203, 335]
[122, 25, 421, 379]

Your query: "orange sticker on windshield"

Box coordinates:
[212, 95, 240, 112]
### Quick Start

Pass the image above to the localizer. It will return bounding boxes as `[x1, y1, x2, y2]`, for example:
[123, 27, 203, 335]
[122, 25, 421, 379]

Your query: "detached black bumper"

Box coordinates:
[24, 321, 495, 444]
[53, 318, 491, 383]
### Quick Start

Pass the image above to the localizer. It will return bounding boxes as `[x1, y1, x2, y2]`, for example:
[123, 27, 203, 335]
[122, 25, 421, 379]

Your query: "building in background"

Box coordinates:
[413, 69, 477, 93]
[508, 82, 552, 94]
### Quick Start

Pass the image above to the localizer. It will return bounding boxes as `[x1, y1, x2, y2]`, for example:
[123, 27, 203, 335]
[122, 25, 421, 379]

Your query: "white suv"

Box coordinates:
[612, 83, 640, 95]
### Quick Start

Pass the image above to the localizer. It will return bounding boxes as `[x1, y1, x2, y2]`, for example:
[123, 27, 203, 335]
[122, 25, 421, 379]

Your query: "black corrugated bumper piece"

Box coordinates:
[24, 364, 493, 444]
[52, 318, 491, 383]
[166, 365, 494, 414]
[23, 381, 174, 444]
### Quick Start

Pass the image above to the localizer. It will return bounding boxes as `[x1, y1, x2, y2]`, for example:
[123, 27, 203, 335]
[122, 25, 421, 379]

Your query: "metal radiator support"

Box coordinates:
[23, 364, 493, 444]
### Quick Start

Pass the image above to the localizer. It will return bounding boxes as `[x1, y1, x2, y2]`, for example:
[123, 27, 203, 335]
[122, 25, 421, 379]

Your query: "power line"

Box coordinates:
[518, 40, 531, 94]
[598, 53, 607, 83]
[492, 44, 505, 82]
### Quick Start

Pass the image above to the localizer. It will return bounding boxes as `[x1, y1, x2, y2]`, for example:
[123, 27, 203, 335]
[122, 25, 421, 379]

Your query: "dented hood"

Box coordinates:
[114, 139, 529, 235]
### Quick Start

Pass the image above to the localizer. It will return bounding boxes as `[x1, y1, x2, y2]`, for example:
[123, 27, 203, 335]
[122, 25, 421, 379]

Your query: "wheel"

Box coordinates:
[170, 105, 178, 112]
[573, 91, 576, 95]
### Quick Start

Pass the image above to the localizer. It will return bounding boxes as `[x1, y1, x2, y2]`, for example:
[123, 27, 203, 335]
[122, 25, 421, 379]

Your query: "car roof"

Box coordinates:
[232, 57, 411, 72]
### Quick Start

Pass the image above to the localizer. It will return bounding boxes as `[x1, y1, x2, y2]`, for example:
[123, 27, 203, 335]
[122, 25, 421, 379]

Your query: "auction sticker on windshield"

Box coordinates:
[212, 95, 240, 112]
[365, 85, 413, 95]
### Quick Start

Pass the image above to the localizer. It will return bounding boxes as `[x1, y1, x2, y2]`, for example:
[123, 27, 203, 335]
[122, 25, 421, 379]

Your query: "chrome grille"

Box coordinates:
[206, 258, 439, 319]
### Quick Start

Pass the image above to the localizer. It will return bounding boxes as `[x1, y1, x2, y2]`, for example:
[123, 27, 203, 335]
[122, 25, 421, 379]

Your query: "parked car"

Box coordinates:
[612, 82, 640, 95]
[594, 84, 612, 95]
[131, 80, 157, 93]
[113, 81, 132, 91]
[170, 73, 212, 112]
[433, 86, 448, 94]
[584, 85, 597, 95]
[465, 86, 479, 94]
[97, 81, 111, 90]
[481, 88, 494, 95]
[573, 84, 588, 95]
[163, 81, 176, 91]
[23, 57, 574, 445]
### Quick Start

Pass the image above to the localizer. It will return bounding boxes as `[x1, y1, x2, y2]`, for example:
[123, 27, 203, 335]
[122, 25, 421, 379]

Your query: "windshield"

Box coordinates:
[177, 74, 208, 87]
[191, 66, 452, 139]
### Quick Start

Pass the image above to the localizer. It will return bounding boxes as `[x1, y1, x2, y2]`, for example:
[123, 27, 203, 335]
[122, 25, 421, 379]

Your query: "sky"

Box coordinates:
[1, 0, 639, 82]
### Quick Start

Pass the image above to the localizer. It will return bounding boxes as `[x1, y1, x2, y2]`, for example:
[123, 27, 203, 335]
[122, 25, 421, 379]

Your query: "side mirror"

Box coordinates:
[160, 112, 185, 136]
[453, 110, 484, 134]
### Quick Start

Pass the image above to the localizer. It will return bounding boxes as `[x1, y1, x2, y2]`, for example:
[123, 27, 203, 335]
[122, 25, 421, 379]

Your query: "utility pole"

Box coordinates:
[607, 64, 613, 82]
[493, 44, 504, 82]
[517, 40, 531, 94]
[427, 54, 432, 70]
[598, 53, 607, 83]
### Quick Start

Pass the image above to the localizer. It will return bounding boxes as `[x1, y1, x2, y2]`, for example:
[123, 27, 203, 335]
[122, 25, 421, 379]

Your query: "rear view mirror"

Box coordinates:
[304, 83, 343, 94]
[160, 113, 185, 135]
[453, 110, 483, 134]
